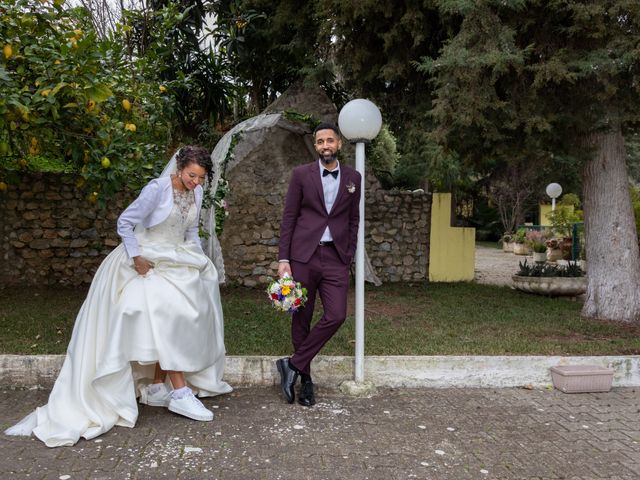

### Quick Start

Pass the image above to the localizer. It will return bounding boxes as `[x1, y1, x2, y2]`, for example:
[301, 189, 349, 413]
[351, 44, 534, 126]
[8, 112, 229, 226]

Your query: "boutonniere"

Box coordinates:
[346, 181, 356, 193]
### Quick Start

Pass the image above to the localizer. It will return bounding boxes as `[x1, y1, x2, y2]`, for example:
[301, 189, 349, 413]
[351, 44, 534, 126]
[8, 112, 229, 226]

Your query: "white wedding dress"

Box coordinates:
[5, 187, 231, 447]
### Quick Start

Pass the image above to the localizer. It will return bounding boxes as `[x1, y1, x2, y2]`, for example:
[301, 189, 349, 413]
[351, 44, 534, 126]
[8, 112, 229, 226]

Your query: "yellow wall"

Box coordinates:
[539, 204, 574, 226]
[429, 193, 475, 282]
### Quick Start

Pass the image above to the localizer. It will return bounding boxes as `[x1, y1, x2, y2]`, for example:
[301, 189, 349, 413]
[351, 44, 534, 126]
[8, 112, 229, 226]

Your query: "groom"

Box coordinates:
[276, 122, 361, 406]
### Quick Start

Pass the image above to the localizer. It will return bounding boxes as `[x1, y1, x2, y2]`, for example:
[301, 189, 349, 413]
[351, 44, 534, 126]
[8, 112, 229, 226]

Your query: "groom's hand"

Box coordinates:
[278, 261, 292, 278]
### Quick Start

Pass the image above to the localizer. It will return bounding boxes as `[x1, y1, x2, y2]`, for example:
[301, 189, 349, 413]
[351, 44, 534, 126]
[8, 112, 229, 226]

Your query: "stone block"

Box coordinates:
[70, 239, 89, 248]
[29, 239, 50, 249]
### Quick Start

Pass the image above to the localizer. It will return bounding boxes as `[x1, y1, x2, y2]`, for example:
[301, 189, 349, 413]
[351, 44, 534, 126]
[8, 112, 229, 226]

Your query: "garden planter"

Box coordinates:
[546, 247, 563, 262]
[513, 243, 529, 255]
[550, 365, 613, 393]
[511, 275, 587, 296]
[502, 241, 514, 253]
[532, 252, 547, 263]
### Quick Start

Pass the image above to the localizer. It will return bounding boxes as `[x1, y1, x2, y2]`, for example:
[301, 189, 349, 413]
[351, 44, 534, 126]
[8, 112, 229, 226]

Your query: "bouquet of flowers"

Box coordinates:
[267, 274, 308, 313]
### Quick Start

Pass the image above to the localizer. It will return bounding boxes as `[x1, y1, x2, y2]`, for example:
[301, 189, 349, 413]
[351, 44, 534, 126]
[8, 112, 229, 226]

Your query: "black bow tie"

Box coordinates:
[323, 169, 339, 179]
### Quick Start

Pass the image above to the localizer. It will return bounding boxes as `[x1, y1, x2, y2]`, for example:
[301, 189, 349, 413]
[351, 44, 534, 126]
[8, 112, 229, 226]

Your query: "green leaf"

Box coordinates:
[50, 82, 67, 96]
[0, 66, 11, 82]
[84, 84, 113, 102]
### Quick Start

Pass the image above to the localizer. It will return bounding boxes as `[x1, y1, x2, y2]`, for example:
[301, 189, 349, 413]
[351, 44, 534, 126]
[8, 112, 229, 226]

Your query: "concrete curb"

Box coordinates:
[2, 354, 639, 389]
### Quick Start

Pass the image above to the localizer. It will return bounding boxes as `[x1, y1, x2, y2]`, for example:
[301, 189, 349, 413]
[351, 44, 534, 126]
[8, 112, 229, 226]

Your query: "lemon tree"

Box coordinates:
[0, 0, 179, 204]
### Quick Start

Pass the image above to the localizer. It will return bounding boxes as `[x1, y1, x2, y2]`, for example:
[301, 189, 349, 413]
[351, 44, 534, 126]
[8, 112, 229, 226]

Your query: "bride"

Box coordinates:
[5, 145, 232, 447]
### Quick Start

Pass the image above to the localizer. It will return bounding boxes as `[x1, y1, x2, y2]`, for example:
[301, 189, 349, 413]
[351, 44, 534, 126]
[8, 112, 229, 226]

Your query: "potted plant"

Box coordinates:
[500, 233, 514, 252]
[512, 228, 529, 255]
[547, 193, 583, 260]
[526, 230, 548, 263]
[512, 259, 586, 296]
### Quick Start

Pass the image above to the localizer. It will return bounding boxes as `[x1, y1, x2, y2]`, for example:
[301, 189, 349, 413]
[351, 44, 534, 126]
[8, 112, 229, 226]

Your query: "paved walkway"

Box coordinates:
[2, 386, 639, 479]
[474, 245, 527, 287]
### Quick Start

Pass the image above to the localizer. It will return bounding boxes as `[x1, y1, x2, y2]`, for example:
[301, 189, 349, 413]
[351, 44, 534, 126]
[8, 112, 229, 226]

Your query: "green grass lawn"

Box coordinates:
[1, 282, 639, 356]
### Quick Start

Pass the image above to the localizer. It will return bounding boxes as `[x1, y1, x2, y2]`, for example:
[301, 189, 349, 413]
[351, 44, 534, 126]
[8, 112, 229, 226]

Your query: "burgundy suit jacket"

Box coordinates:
[279, 161, 361, 265]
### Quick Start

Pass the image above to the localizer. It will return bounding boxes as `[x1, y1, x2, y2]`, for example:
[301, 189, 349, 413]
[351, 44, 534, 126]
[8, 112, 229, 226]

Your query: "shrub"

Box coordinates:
[366, 124, 399, 188]
[516, 259, 584, 277]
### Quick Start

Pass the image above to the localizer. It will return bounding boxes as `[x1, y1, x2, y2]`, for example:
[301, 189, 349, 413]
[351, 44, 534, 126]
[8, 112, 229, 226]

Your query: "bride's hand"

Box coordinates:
[133, 256, 154, 275]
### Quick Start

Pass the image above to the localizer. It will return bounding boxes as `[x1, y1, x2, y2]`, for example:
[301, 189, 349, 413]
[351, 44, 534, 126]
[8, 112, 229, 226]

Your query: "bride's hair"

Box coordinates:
[176, 145, 213, 184]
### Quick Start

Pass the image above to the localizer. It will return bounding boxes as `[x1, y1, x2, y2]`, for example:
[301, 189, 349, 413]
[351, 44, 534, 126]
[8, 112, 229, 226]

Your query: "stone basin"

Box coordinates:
[511, 275, 587, 297]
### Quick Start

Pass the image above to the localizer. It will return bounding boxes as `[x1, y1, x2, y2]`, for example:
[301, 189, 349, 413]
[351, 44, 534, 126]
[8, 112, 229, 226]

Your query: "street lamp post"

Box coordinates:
[546, 183, 563, 211]
[338, 99, 382, 386]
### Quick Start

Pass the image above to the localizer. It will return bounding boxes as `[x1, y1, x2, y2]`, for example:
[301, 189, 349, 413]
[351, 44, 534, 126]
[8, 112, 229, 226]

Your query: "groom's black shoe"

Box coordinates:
[298, 381, 316, 407]
[276, 358, 298, 404]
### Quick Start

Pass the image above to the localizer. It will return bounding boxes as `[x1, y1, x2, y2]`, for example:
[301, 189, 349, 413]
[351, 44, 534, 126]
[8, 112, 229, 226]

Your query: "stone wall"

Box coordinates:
[0, 173, 131, 286]
[364, 175, 431, 282]
[0, 167, 430, 287]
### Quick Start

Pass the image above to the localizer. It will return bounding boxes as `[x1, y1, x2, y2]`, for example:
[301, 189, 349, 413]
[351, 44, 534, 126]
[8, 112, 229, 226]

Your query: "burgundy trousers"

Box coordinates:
[289, 243, 350, 375]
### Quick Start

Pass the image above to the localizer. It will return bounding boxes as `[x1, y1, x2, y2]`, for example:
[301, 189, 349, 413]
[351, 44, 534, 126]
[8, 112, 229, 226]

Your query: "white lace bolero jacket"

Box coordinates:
[117, 176, 203, 258]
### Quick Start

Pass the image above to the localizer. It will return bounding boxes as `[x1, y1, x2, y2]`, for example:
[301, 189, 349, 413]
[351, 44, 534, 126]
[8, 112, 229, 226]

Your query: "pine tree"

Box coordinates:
[422, 0, 640, 322]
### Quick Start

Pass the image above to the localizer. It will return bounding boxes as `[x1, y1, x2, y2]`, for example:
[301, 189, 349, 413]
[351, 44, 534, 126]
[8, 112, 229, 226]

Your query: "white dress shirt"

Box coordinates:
[320, 160, 340, 242]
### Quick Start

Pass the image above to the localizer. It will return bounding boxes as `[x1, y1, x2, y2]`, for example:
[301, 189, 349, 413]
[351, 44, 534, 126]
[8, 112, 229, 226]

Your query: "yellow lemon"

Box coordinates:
[30, 137, 38, 146]
[75, 177, 86, 188]
[73, 29, 83, 38]
[70, 40, 78, 49]
[21, 111, 29, 121]
[88, 191, 98, 203]
[3, 45, 12, 59]
[18, 158, 28, 168]
[41, 89, 51, 97]
[125, 123, 136, 132]
[159, 85, 167, 93]
[0, 181, 7, 192]
[54, 59, 61, 65]
[86, 100, 96, 111]
[122, 99, 131, 111]
[0, 142, 9, 155]
[101, 157, 111, 169]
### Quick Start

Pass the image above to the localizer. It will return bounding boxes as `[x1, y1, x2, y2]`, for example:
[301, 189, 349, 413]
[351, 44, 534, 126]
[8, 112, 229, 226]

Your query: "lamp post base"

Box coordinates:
[339, 380, 377, 397]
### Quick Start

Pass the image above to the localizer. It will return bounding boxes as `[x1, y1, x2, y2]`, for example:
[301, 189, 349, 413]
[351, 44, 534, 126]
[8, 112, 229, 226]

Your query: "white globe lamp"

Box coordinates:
[546, 183, 562, 210]
[337, 99, 382, 386]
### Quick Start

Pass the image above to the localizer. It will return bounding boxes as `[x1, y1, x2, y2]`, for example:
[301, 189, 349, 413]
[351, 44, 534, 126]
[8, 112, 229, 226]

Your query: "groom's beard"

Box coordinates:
[319, 152, 338, 164]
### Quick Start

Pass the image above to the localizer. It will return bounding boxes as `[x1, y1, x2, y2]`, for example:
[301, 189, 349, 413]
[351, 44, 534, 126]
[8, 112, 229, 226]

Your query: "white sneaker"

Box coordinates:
[139, 383, 171, 407]
[168, 392, 214, 422]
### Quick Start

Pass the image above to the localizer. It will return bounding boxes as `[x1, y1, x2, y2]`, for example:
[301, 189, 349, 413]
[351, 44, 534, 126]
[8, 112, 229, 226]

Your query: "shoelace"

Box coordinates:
[186, 394, 207, 410]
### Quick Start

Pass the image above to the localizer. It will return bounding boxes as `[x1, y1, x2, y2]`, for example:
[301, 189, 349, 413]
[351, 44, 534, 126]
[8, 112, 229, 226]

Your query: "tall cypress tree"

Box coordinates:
[422, 0, 640, 322]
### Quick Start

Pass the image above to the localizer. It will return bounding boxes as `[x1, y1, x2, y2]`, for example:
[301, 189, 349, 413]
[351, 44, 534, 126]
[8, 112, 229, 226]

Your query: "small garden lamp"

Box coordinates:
[546, 183, 562, 211]
[338, 99, 382, 384]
